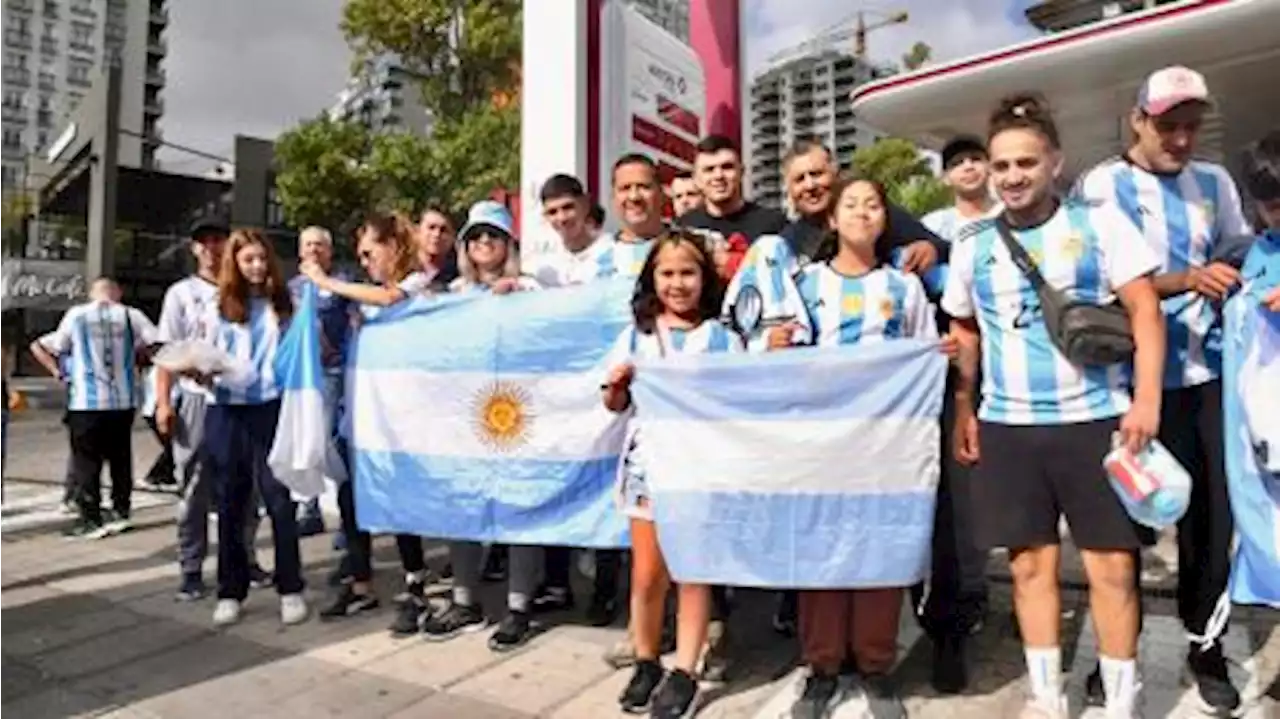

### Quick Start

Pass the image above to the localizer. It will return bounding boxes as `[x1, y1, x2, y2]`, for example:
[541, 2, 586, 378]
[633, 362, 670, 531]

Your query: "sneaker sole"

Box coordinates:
[422, 622, 487, 643]
[1180, 668, 1242, 718]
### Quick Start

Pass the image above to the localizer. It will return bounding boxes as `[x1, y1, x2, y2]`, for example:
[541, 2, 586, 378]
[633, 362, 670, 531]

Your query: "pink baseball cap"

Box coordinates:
[1137, 66, 1211, 116]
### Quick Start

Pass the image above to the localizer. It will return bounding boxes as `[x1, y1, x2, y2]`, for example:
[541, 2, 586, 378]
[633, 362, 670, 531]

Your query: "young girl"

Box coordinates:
[449, 200, 540, 294]
[198, 229, 306, 627]
[602, 230, 743, 717]
[300, 212, 436, 632]
[772, 175, 955, 719]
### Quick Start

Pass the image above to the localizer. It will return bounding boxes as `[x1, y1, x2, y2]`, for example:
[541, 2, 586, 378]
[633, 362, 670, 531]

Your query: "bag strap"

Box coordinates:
[993, 217, 1050, 292]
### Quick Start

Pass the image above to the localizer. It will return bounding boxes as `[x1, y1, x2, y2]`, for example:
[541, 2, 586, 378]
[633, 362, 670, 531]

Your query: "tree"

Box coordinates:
[273, 117, 379, 234]
[1, 193, 33, 257]
[367, 131, 446, 216]
[901, 41, 932, 71]
[849, 138, 952, 217]
[341, 0, 522, 120]
[425, 102, 521, 211]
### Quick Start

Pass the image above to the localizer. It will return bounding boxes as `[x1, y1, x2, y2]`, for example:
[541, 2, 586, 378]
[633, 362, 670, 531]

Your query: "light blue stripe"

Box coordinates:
[248, 307, 268, 403]
[884, 273, 907, 338]
[669, 327, 687, 352]
[1068, 204, 1119, 418]
[351, 450, 628, 548]
[1194, 166, 1224, 372]
[1019, 225, 1059, 425]
[838, 276, 865, 344]
[632, 340, 945, 422]
[353, 279, 633, 374]
[653, 489, 935, 588]
[122, 309, 136, 407]
[76, 315, 97, 410]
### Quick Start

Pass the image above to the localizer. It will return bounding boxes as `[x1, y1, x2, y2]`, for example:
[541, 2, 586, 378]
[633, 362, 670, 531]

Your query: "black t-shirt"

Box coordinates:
[677, 202, 788, 248]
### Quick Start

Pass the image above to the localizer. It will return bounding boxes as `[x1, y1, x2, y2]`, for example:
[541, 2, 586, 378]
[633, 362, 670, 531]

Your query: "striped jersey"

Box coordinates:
[723, 234, 813, 350]
[940, 200, 1159, 425]
[40, 301, 158, 411]
[533, 234, 655, 287]
[604, 319, 744, 370]
[797, 264, 937, 347]
[1076, 156, 1253, 388]
[157, 275, 219, 396]
[921, 203, 1004, 243]
[206, 298, 286, 405]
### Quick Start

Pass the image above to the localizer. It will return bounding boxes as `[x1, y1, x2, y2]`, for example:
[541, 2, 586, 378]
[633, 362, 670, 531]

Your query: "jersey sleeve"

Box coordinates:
[128, 308, 161, 347]
[600, 326, 635, 384]
[156, 284, 185, 343]
[1072, 163, 1113, 204]
[1091, 203, 1160, 289]
[41, 308, 78, 354]
[940, 235, 977, 319]
[904, 274, 939, 340]
[1212, 168, 1255, 240]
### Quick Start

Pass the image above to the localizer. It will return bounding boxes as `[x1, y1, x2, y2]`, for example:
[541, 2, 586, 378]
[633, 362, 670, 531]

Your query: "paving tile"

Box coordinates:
[129, 654, 346, 717]
[387, 691, 532, 719]
[544, 664, 631, 719]
[4, 606, 149, 657]
[0, 582, 65, 610]
[299, 626, 417, 669]
[0, 685, 108, 719]
[360, 629, 504, 690]
[31, 617, 209, 680]
[269, 666, 435, 717]
[2, 655, 52, 703]
[46, 562, 175, 603]
[451, 636, 614, 715]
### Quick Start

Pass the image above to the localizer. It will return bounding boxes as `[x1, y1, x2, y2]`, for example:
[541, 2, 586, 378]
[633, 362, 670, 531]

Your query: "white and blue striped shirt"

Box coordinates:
[533, 234, 655, 287]
[40, 301, 158, 412]
[604, 319, 744, 370]
[921, 203, 1004, 243]
[206, 298, 286, 405]
[157, 275, 219, 396]
[941, 200, 1159, 425]
[798, 264, 937, 347]
[1076, 157, 1253, 388]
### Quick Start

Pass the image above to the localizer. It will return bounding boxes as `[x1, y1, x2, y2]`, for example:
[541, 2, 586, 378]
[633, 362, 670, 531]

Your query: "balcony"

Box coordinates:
[38, 73, 55, 90]
[6, 31, 33, 49]
[145, 66, 166, 86]
[36, 110, 52, 127]
[144, 95, 164, 115]
[2, 104, 27, 122]
[146, 35, 167, 56]
[3, 67, 31, 86]
[68, 40, 94, 56]
[5, 0, 33, 12]
[65, 73, 90, 88]
[69, 2, 94, 18]
[42, 1, 57, 19]
[149, 4, 168, 26]
[39, 36, 57, 55]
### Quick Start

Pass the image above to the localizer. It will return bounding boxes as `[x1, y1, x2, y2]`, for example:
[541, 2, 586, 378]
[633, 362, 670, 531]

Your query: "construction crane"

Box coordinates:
[766, 8, 909, 68]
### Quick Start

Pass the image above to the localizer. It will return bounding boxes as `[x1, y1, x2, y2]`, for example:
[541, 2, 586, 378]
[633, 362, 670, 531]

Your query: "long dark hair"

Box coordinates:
[631, 229, 724, 334]
[218, 228, 292, 324]
[812, 173, 894, 263]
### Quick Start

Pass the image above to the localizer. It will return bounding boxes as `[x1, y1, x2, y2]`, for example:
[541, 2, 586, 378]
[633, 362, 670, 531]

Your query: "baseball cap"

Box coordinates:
[940, 135, 987, 170]
[459, 200, 517, 243]
[1137, 66, 1211, 116]
[188, 217, 229, 242]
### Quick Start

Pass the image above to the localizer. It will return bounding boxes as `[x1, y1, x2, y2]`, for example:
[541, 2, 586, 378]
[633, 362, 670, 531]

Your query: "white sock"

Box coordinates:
[1024, 646, 1062, 705]
[508, 592, 530, 613]
[405, 570, 425, 586]
[453, 586, 472, 607]
[1099, 655, 1139, 713]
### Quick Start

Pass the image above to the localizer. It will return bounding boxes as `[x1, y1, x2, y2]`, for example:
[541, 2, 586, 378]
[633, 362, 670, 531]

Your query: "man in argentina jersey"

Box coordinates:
[155, 219, 265, 601]
[30, 278, 158, 539]
[1075, 66, 1254, 714]
[921, 136, 1003, 245]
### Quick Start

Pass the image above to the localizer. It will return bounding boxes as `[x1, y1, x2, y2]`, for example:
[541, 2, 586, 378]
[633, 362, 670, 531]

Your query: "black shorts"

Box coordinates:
[970, 417, 1148, 551]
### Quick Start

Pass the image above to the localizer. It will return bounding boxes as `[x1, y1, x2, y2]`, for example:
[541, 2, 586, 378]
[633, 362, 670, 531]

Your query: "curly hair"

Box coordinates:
[988, 91, 1060, 149]
[811, 172, 894, 264]
[217, 228, 292, 325]
[359, 211, 419, 285]
[631, 229, 724, 334]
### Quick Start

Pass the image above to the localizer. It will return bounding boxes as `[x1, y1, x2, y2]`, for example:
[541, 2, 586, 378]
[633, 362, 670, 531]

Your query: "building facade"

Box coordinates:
[329, 55, 433, 137]
[1024, 0, 1172, 32]
[748, 51, 886, 209]
[627, 0, 689, 43]
[2, 0, 167, 190]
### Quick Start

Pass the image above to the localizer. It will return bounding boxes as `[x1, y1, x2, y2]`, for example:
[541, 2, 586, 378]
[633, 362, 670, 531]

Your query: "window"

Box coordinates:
[37, 94, 49, 110]
[67, 60, 90, 84]
[2, 90, 23, 108]
[36, 130, 46, 147]
[5, 51, 29, 69]
[3, 129, 23, 148]
[2, 165, 19, 188]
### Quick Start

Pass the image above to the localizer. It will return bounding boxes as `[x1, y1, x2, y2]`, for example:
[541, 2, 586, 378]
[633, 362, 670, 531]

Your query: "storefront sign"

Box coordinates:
[1, 259, 87, 310]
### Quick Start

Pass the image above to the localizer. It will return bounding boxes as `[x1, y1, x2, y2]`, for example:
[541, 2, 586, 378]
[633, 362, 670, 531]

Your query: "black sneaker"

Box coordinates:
[790, 672, 840, 719]
[931, 633, 967, 695]
[1084, 664, 1104, 706]
[175, 573, 207, 602]
[487, 611, 534, 652]
[319, 586, 380, 620]
[440, 562, 454, 580]
[389, 591, 427, 636]
[249, 565, 274, 589]
[650, 668, 698, 719]
[422, 602, 486, 642]
[861, 673, 906, 719]
[327, 563, 352, 588]
[586, 593, 620, 627]
[62, 520, 109, 540]
[1187, 642, 1241, 716]
[618, 659, 665, 714]
[531, 585, 574, 614]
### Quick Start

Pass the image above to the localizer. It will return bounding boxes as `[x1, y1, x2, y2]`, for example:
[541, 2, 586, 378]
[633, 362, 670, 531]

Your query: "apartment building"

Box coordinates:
[329, 55, 433, 137]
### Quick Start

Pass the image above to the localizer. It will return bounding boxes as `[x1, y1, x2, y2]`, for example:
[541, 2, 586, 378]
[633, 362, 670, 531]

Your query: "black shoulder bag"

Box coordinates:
[994, 218, 1135, 366]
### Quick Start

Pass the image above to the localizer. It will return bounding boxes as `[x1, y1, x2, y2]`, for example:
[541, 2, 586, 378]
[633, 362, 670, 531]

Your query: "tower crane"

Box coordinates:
[766, 8, 909, 68]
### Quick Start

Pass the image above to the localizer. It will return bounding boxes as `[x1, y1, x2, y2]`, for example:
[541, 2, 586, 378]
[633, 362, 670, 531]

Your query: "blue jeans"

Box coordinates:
[204, 400, 303, 601]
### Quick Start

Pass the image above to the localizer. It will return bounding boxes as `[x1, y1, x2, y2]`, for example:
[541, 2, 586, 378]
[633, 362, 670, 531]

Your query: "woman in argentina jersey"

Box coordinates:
[601, 230, 742, 718]
[772, 175, 952, 719]
[942, 94, 1164, 719]
[193, 229, 309, 629]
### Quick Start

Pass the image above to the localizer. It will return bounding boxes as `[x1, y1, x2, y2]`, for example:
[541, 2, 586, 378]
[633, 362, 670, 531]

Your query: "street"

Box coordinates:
[2, 411, 1277, 718]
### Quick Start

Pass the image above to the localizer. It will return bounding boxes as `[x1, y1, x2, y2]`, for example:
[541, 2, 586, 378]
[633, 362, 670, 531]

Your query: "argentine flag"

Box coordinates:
[349, 279, 633, 547]
[630, 340, 946, 588]
[1223, 234, 1279, 607]
[269, 282, 344, 499]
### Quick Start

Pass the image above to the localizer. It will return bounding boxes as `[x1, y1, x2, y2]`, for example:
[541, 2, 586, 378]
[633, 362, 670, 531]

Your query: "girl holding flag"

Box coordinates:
[769, 175, 956, 719]
[195, 229, 307, 627]
[601, 229, 743, 718]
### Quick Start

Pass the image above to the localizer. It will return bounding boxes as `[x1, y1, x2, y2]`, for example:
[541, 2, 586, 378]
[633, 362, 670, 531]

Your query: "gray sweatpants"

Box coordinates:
[450, 542, 542, 612]
[174, 390, 262, 575]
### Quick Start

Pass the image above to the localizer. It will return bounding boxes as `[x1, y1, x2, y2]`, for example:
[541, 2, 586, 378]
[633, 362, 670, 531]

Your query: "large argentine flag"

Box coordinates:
[1223, 236, 1279, 608]
[631, 340, 946, 588]
[350, 279, 633, 547]
[269, 282, 341, 499]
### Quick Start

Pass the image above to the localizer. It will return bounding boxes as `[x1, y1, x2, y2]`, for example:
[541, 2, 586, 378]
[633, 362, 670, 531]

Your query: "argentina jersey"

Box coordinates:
[594, 235, 654, 280]
[157, 276, 219, 396]
[604, 319, 744, 369]
[40, 301, 159, 412]
[797, 264, 936, 347]
[921, 203, 1004, 243]
[1076, 157, 1253, 388]
[941, 201, 1159, 425]
[207, 298, 285, 405]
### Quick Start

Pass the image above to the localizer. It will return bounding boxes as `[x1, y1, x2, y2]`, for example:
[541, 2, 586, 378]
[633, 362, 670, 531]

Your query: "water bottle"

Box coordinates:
[1103, 437, 1191, 530]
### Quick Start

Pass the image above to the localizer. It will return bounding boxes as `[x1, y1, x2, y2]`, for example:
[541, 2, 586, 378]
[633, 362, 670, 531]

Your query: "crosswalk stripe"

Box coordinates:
[1, 490, 173, 533]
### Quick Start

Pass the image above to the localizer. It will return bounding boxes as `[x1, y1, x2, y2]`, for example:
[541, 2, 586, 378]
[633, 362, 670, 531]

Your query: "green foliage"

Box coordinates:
[273, 117, 379, 234]
[1, 193, 32, 256]
[849, 137, 952, 217]
[425, 102, 521, 211]
[901, 41, 932, 71]
[341, 0, 522, 118]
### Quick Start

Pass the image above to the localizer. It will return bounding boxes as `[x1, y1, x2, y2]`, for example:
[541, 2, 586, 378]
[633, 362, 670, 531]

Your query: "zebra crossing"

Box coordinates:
[0, 487, 174, 533]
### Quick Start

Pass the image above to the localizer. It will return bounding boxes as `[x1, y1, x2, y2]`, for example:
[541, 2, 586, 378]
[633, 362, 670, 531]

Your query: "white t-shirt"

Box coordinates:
[157, 275, 219, 396]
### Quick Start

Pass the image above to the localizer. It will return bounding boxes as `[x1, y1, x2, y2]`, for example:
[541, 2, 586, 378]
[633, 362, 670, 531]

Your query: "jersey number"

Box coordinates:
[1012, 297, 1042, 330]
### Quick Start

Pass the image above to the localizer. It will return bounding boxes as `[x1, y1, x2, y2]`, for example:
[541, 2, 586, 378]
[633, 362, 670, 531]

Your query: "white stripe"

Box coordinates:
[991, 240, 1033, 424]
[350, 369, 626, 459]
[1044, 210, 1092, 421]
[641, 417, 939, 495]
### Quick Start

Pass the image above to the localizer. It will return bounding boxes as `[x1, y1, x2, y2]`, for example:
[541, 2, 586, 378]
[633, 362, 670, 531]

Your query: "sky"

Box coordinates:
[157, 0, 1039, 173]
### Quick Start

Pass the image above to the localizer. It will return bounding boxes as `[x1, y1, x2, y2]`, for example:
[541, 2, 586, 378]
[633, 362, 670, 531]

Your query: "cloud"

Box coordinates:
[156, 0, 350, 173]
[745, 0, 1038, 79]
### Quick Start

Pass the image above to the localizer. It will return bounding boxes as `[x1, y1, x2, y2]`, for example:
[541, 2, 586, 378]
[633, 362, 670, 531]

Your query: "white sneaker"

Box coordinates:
[280, 593, 308, 625]
[213, 599, 242, 626]
[1018, 695, 1068, 719]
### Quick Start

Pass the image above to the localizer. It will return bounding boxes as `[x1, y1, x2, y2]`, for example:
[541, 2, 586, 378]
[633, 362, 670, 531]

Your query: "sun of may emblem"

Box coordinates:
[472, 381, 534, 452]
